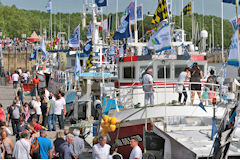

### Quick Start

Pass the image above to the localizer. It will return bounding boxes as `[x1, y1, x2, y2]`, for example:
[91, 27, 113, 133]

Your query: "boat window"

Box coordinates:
[175, 65, 188, 78]
[123, 67, 135, 79]
[157, 65, 170, 79]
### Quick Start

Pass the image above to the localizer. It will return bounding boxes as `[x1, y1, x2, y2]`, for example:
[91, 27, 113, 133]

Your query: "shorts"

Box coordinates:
[190, 84, 201, 91]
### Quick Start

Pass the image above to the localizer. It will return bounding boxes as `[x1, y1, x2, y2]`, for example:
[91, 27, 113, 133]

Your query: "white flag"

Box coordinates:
[148, 23, 171, 53]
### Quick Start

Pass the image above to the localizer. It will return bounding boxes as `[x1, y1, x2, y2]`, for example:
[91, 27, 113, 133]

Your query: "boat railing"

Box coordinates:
[104, 81, 231, 109]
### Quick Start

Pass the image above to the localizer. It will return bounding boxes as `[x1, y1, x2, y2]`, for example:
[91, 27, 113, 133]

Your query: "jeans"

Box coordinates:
[144, 92, 154, 106]
[13, 81, 18, 89]
[11, 119, 20, 135]
[48, 114, 56, 131]
[178, 86, 188, 103]
[19, 96, 24, 105]
[55, 115, 63, 129]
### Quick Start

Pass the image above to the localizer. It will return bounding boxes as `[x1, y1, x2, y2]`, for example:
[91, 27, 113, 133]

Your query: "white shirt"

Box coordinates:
[129, 146, 142, 159]
[22, 73, 28, 81]
[92, 143, 110, 159]
[13, 139, 31, 159]
[12, 73, 19, 82]
[178, 72, 188, 84]
[45, 90, 50, 100]
[29, 100, 36, 115]
[34, 101, 42, 115]
[54, 99, 63, 115]
[18, 69, 22, 75]
[60, 97, 66, 105]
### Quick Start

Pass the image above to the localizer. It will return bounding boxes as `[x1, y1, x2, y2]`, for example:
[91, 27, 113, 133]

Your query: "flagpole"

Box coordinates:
[221, 1, 225, 63]
[236, 0, 240, 68]
[116, 0, 118, 31]
[182, 0, 184, 42]
[141, 4, 144, 42]
[134, 0, 138, 44]
[192, 0, 194, 42]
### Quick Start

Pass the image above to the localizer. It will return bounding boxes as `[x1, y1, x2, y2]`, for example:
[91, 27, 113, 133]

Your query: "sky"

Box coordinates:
[0, 0, 239, 20]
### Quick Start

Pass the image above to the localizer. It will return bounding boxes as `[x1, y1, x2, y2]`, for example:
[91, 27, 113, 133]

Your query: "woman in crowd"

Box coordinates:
[1, 129, 14, 159]
[22, 103, 30, 122]
[0, 104, 5, 122]
[53, 131, 66, 159]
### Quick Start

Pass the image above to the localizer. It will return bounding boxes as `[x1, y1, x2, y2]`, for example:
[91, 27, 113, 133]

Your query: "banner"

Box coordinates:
[230, 15, 240, 31]
[46, 0, 52, 13]
[152, 0, 168, 24]
[83, 41, 93, 55]
[74, 52, 81, 81]
[227, 30, 239, 67]
[40, 39, 47, 57]
[69, 25, 80, 48]
[121, 1, 143, 24]
[113, 15, 130, 40]
[148, 23, 171, 53]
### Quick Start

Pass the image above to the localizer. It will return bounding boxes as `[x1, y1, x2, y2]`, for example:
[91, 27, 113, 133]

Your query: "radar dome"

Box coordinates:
[200, 30, 208, 38]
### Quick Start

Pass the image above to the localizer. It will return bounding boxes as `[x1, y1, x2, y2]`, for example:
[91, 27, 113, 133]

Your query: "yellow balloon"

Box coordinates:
[101, 129, 108, 135]
[109, 125, 116, 132]
[93, 137, 98, 144]
[110, 117, 117, 125]
[108, 117, 112, 123]
[103, 115, 109, 122]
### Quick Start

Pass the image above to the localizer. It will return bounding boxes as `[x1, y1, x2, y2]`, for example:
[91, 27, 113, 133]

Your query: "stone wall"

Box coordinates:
[3, 51, 35, 73]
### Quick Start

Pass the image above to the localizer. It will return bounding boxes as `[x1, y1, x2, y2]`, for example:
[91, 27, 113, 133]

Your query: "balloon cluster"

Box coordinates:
[100, 115, 118, 135]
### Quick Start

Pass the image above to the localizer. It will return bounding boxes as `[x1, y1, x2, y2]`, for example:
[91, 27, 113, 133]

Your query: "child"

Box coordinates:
[202, 87, 209, 106]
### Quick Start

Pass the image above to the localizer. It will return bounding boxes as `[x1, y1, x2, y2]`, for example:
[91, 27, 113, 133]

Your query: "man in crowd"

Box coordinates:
[59, 134, 75, 159]
[142, 68, 154, 106]
[70, 129, 85, 159]
[177, 68, 190, 105]
[37, 129, 53, 159]
[47, 95, 56, 131]
[129, 138, 143, 159]
[15, 83, 25, 105]
[40, 91, 48, 127]
[12, 71, 19, 89]
[54, 95, 64, 129]
[7, 100, 21, 137]
[92, 135, 110, 159]
[22, 71, 29, 83]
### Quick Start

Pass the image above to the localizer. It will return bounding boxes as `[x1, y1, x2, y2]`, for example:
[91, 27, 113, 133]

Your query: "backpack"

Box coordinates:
[30, 138, 41, 159]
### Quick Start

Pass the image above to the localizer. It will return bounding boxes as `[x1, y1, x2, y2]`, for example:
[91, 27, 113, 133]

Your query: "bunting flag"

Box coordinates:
[227, 30, 239, 67]
[152, 0, 168, 24]
[198, 102, 207, 112]
[46, 0, 52, 13]
[83, 41, 92, 55]
[148, 23, 171, 53]
[40, 39, 47, 57]
[113, 15, 130, 40]
[69, 25, 80, 48]
[86, 51, 94, 70]
[29, 50, 37, 61]
[211, 120, 218, 140]
[95, 0, 107, 7]
[74, 52, 81, 81]
[87, 23, 92, 39]
[183, 2, 191, 15]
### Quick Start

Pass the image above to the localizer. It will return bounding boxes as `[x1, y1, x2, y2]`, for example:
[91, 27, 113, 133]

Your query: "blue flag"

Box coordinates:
[29, 50, 37, 61]
[83, 41, 93, 55]
[113, 15, 130, 40]
[40, 39, 47, 57]
[95, 0, 107, 7]
[199, 102, 207, 112]
[211, 120, 218, 140]
[87, 24, 92, 39]
[74, 52, 81, 81]
[69, 25, 80, 48]
[223, 0, 240, 5]
[46, 0, 52, 13]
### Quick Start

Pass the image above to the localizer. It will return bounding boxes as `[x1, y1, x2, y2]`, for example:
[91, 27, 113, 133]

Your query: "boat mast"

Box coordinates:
[212, 18, 214, 51]
[191, 0, 194, 42]
[221, 1, 225, 63]
[134, 0, 138, 43]
[182, 0, 184, 43]
[236, 0, 240, 68]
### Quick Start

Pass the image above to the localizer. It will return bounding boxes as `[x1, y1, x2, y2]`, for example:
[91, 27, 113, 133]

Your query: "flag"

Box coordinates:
[74, 52, 81, 81]
[103, 19, 108, 31]
[56, 32, 60, 44]
[87, 24, 92, 39]
[86, 51, 94, 70]
[148, 23, 171, 53]
[46, 0, 52, 13]
[183, 2, 191, 15]
[223, 0, 240, 5]
[83, 41, 92, 55]
[198, 102, 207, 112]
[152, 0, 168, 24]
[29, 50, 37, 61]
[95, 0, 107, 7]
[137, 5, 143, 21]
[113, 15, 130, 40]
[40, 39, 47, 57]
[230, 15, 240, 31]
[211, 120, 218, 140]
[69, 25, 80, 48]
[227, 30, 239, 67]
[121, 1, 135, 24]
